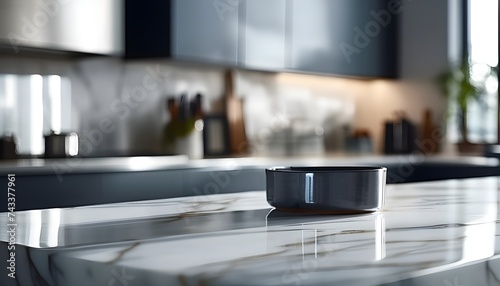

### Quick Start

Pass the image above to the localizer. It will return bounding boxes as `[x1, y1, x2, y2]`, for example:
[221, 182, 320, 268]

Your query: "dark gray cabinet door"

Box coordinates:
[289, 0, 398, 77]
[172, 0, 239, 65]
[240, 0, 287, 70]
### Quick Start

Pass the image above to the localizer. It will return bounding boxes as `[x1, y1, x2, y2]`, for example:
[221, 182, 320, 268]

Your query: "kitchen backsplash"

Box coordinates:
[0, 54, 447, 156]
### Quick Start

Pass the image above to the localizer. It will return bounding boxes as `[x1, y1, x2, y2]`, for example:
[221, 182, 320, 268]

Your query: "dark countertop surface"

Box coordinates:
[0, 154, 498, 175]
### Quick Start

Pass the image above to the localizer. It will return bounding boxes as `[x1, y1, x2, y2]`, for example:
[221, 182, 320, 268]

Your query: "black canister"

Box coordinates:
[0, 135, 18, 159]
[384, 114, 417, 154]
[266, 166, 387, 214]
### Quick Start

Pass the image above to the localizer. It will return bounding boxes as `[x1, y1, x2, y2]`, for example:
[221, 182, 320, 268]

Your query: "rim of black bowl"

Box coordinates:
[267, 166, 386, 173]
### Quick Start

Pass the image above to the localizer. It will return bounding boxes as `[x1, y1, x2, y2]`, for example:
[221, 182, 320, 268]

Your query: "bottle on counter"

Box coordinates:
[420, 109, 439, 154]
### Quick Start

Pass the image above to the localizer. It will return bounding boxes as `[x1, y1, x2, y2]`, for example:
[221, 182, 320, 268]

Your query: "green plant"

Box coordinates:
[163, 117, 197, 145]
[438, 59, 494, 143]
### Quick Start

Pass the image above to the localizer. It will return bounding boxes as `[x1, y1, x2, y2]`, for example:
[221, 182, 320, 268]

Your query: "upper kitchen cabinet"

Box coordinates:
[0, 0, 123, 56]
[289, 0, 398, 78]
[173, 0, 239, 65]
[125, 0, 172, 58]
[239, 0, 287, 70]
[125, 0, 398, 78]
[126, 0, 238, 65]
[127, 0, 284, 69]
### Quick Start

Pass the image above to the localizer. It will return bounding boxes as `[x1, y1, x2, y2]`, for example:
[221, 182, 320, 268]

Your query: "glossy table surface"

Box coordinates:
[2, 177, 500, 285]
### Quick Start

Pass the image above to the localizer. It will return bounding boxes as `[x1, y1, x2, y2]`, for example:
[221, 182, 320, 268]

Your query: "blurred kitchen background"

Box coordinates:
[0, 0, 497, 159]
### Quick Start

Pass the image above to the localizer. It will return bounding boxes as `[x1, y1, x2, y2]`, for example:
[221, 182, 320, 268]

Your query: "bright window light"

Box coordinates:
[30, 75, 44, 155]
[48, 75, 62, 134]
[467, 0, 498, 143]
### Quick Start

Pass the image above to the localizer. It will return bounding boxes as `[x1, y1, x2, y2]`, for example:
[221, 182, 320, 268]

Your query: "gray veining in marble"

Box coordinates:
[2, 177, 500, 285]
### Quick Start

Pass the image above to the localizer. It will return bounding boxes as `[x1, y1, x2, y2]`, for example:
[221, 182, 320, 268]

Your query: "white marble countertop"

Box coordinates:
[2, 177, 500, 285]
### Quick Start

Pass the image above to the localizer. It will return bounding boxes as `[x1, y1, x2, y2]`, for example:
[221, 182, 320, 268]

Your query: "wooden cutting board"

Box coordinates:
[225, 70, 248, 154]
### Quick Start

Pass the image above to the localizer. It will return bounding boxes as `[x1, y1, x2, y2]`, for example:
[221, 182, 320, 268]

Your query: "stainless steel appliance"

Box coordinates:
[44, 132, 78, 158]
[0, 0, 123, 55]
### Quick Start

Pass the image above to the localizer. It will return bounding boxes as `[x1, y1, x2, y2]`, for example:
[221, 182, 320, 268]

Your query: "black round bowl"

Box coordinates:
[266, 166, 387, 214]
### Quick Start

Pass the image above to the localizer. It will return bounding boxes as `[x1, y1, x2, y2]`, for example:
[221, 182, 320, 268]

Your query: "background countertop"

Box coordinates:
[0, 154, 497, 175]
